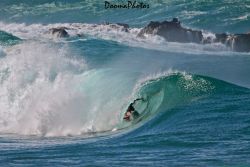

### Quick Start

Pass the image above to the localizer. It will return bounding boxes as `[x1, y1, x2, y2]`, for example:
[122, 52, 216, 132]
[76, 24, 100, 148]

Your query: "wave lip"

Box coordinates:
[127, 72, 250, 139]
[133, 72, 214, 119]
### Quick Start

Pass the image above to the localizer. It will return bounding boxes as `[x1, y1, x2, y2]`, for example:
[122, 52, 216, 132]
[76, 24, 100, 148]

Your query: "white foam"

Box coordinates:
[202, 31, 216, 42]
[231, 14, 249, 21]
[0, 42, 102, 136]
[0, 21, 244, 56]
[0, 41, 142, 137]
[181, 10, 207, 19]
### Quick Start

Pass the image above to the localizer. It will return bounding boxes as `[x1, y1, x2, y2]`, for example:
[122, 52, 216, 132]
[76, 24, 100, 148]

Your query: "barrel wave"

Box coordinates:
[1, 46, 246, 137]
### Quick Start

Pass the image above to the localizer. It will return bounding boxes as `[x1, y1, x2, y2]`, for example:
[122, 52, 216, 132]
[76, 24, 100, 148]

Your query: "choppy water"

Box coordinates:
[0, 0, 250, 166]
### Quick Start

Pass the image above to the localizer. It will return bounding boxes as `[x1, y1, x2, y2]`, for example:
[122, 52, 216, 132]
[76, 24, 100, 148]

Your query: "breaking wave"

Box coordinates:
[1, 22, 249, 56]
[0, 41, 243, 137]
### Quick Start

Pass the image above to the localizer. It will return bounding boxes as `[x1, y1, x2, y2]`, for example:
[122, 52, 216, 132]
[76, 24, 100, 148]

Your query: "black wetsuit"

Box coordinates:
[127, 103, 135, 112]
[126, 99, 143, 119]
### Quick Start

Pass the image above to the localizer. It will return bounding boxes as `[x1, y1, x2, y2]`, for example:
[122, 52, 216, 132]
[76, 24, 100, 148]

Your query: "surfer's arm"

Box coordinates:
[133, 98, 145, 103]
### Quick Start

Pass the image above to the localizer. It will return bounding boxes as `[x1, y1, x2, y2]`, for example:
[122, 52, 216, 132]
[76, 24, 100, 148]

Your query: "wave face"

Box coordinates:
[1, 0, 250, 166]
[0, 43, 214, 137]
[0, 30, 20, 46]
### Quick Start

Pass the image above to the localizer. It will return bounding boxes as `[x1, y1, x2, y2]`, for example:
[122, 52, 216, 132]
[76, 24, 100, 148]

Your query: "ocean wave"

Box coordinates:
[1, 43, 245, 137]
[0, 30, 21, 46]
[2, 1, 103, 20]
[0, 41, 87, 136]
[1, 22, 249, 56]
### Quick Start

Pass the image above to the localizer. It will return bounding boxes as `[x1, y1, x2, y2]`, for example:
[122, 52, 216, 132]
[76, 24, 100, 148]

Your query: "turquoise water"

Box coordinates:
[0, 0, 250, 166]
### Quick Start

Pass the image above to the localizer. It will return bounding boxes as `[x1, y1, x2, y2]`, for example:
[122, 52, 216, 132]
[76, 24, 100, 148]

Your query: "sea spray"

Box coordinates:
[0, 41, 143, 136]
[0, 42, 215, 137]
[0, 22, 241, 55]
[0, 42, 89, 136]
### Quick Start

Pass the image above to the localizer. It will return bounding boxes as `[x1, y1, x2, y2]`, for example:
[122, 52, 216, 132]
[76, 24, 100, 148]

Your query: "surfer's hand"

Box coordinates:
[123, 116, 130, 121]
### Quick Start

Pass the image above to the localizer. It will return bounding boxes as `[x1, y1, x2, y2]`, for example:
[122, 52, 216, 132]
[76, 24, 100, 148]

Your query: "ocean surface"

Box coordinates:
[0, 0, 250, 166]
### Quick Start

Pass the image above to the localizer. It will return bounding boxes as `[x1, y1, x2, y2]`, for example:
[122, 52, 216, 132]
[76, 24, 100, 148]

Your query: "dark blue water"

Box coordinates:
[0, 0, 250, 166]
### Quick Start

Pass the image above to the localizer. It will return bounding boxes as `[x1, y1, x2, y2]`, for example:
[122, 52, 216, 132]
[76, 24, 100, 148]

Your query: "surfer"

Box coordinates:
[123, 98, 144, 121]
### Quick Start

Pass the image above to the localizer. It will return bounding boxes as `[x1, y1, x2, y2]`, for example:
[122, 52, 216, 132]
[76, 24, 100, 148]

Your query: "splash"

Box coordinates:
[1, 22, 248, 56]
[0, 41, 140, 136]
[0, 42, 215, 137]
[0, 41, 90, 136]
[0, 41, 232, 138]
